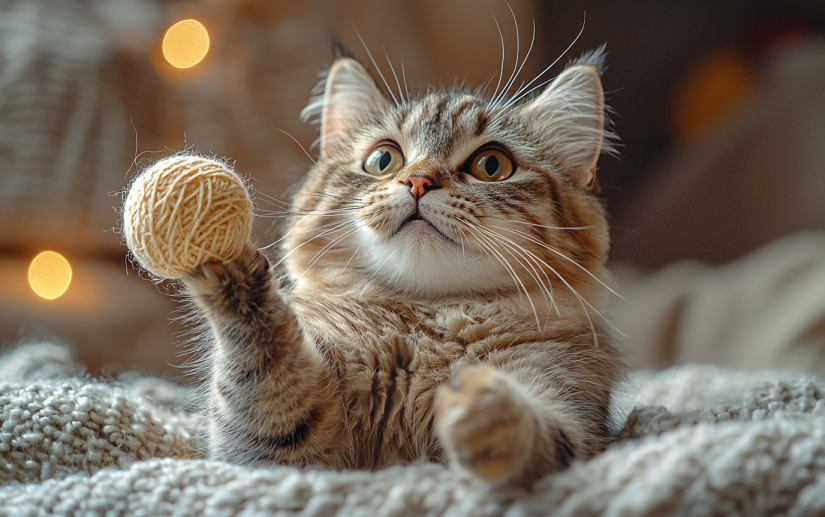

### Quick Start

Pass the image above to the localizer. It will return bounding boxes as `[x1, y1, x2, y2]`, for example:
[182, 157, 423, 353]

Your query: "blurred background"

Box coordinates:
[1, 0, 824, 379]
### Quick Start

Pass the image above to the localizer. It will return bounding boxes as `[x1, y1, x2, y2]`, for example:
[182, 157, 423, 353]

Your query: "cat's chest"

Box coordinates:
[288, 295, 511, 372]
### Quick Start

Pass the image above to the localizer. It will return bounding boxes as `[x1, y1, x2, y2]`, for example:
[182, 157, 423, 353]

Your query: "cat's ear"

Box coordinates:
[302, 57, 390, 159]
[523, 52, 610, 188]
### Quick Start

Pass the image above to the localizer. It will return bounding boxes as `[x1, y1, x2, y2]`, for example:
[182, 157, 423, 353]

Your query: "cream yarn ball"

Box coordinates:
[123, 155, 254, 279]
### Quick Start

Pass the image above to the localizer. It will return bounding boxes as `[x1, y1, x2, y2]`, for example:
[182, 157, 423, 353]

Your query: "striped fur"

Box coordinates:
[183, 48, 624, 487]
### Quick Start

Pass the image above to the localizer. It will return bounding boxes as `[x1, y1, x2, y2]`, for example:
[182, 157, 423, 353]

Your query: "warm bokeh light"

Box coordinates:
[29, 251, 72, 300]
[162, 19, 210, 69]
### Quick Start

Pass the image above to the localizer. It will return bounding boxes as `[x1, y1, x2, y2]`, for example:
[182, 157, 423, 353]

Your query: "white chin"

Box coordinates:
[358, 222, 495, 297]
[397, 219, 445, 239]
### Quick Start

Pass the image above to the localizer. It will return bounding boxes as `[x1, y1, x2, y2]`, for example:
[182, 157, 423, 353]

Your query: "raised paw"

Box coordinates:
[182, 243, 273, 319]
[434, 364, 537, 484]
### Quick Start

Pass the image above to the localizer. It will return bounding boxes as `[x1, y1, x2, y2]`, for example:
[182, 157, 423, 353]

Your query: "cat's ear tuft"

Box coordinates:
[523, 48, 614, 188]
[301, 57, 389, 159]
[331, 39, 356, 61]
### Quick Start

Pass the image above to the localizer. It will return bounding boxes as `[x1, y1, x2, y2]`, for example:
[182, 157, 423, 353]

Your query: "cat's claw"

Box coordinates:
[435, 364, 537, 484]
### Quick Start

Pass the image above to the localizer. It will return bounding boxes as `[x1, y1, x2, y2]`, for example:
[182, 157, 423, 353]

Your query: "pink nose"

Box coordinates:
[405, 176, 434, 199]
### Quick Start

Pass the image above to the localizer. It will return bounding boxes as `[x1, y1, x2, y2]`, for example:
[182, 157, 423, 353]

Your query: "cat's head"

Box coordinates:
[281, 48, 616, 306]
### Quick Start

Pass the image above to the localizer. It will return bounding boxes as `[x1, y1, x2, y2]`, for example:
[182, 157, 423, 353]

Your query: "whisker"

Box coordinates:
[487, 225, 627, 343]
[384, 46, 406, 104]
[272, 127, 368, 194]
[456, 226, 469, 259]
[512, 18, 537, 96]
[460, 219, 541, 328]
[269, 216, 365, 265]
[256, 211, 360, 220]
[489, 12, 587, 123]
[493, 15, 536, 112]
[492, 224, 624, 300]
[287, 225, 362, 293]
[260, 216, 363, 252]
[484, 227, 561, 317]
[465, 221, 555, 327]
[354, 27, 399, 106]
[473, 230, 541, 330]
[485, 216, 593, 231]
[490, 1, 521, 110]
[359, 250, 394, 298]
[508, 11, 587, 104]
[256, 205, 361, 217]
[340, 231, 369, 276]
[374, 214, 395, 241]
[464, 226, 523, 298]
[258, 189, 363, 205]
[489, 12, 506, 104]
[259, 193, 362, 209]
[486, 225, 599, 345]
[401, 51, 411, 102]
[340, 212, 383, 275]
[256, 201, 361, 214]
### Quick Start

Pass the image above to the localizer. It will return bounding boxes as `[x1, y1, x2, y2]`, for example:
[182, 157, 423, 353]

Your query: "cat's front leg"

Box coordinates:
[434, 364, 598, 487]
[182, 244, 345, 466]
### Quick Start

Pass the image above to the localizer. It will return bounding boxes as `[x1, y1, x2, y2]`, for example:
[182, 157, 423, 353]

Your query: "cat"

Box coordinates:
[182, 44, 624, 487]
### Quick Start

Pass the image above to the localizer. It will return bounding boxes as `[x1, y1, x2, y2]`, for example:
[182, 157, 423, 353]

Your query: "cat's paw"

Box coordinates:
[182, 244, 272, 317]
[434, 364, 537, 484]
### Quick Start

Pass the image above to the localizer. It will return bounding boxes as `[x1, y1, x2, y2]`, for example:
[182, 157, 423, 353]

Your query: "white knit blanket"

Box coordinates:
[2, 343, 825, 516]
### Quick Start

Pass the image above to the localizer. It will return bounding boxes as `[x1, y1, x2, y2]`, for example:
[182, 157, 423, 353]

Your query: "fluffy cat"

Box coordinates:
[182, 45, 624, 487]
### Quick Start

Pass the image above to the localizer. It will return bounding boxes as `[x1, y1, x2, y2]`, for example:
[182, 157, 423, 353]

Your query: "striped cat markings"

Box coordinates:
[182, 46, 623, 487]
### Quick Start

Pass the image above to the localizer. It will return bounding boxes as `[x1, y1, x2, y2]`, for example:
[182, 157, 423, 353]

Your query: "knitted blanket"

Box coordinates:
[2, 343, 825, 516]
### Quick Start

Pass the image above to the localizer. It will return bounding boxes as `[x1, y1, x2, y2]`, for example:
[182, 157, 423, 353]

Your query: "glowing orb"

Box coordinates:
[29, 251, 72, 300]
[162, 19, 210, 69]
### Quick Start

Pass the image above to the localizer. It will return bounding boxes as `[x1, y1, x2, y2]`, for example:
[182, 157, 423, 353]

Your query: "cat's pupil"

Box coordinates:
[484, 155, 499, 176]
[379, 151, 392, 171]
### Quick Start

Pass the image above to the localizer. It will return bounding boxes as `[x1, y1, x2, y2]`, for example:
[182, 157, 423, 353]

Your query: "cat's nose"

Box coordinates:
[404, 176, 438, 199]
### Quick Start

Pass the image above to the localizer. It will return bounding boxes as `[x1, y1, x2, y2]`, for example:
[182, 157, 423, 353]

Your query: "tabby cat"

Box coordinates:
[183, 46, 623, 487]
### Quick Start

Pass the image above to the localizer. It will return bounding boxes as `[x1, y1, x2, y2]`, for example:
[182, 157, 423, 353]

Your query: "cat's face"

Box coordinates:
[281, 50, 614, 304]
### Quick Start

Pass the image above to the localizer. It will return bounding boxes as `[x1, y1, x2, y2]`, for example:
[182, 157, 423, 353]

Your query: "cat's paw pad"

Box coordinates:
[435, 364, 536, 484]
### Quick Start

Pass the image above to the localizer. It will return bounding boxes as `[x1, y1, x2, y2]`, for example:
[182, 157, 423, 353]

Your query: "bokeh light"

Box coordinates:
[162, 19, 210, 69]
[29, 251, 72, 300]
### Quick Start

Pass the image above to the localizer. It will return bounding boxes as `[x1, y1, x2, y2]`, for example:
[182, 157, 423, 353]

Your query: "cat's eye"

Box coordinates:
[467, 148, 514, 182]
[363, 142, 405, 176]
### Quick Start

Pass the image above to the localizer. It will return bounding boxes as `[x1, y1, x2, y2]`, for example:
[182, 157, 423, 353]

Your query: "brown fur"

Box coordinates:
[182, 48, 624, 487]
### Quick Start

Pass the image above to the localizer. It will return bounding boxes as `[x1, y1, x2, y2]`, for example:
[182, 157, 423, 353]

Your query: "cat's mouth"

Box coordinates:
[404, 211, 425, 223]
[398, 210, 453, 242]
[400, 210, 430, 229]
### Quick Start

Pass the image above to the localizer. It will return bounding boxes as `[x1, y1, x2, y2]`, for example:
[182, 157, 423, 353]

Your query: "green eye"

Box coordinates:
[468, 148, 514, 182]
[363, 143, 405, 175]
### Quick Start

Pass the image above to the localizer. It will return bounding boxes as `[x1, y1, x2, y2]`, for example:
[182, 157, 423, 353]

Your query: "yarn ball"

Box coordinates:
[123, 155, 253, 279]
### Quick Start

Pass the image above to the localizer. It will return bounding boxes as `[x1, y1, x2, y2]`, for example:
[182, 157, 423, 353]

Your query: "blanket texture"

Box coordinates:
[1, 343, 825, 516]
